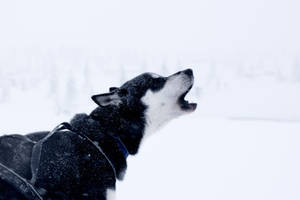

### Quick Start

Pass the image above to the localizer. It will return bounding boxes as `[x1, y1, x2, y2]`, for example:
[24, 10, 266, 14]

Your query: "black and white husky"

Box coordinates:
[0, 69, 197, 200]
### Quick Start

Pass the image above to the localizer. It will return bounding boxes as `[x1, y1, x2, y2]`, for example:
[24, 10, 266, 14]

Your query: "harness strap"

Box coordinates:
[0, 162, 43, 200]
[55, 122, 73, 132]
[52, 122, 117, 178]
[57, 122, 129, 159]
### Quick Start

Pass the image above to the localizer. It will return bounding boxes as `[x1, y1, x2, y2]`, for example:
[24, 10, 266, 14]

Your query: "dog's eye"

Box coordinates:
[151, 78, 166, 92]
[119, 89, 128, 96]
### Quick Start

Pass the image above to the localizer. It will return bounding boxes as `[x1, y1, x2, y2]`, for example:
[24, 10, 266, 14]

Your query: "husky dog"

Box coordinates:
[0, 69, 196, 200]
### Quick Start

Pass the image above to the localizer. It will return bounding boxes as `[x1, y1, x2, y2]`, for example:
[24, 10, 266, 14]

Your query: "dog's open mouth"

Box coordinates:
[178, 84, 197, 112]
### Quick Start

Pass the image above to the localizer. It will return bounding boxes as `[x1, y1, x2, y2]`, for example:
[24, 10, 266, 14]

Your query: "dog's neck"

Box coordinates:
[89, 106, 146, 155]
[69, 106, 146, 179]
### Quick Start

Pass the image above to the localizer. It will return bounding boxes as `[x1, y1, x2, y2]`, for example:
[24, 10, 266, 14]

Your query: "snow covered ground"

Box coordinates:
[118, 114, 300, 200]
[1, 100, 300, 200]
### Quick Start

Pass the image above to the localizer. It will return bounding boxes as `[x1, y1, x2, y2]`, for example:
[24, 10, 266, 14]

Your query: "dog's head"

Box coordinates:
[92, 69, 197, 136]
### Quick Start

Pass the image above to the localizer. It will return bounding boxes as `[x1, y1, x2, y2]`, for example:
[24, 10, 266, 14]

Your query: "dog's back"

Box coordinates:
[0, 134, 34, 179]
[0, 123, 117, 200]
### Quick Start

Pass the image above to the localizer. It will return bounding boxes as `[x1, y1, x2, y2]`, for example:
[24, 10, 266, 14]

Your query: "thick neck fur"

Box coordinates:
[69, 105, 146, 180]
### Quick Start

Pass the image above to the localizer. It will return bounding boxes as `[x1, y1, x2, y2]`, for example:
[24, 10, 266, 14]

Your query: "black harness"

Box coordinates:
[59, 122, 129, 159]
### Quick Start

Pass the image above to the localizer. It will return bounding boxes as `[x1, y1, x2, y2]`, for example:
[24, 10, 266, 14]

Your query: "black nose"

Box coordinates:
[183, 68, 193, 77]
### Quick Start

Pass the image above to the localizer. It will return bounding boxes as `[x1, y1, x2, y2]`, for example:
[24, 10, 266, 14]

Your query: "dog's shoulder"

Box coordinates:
[31, 125, 116, 199]
[26, 131, 49, 142]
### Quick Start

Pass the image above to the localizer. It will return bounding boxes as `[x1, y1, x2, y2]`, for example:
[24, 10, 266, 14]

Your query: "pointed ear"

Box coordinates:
[91, 92, 122, 107]
[109, 87, 119, 92]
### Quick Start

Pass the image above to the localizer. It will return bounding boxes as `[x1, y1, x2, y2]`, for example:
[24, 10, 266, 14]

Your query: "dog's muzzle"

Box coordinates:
[175, 69, 197, 112]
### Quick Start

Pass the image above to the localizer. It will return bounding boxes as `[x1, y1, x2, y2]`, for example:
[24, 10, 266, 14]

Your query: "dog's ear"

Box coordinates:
[109, 87, 119, 92]
[91, 92, 122, 107]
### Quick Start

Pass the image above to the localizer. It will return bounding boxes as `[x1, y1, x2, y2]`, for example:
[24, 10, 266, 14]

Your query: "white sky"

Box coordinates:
[0, 0, 300, 58]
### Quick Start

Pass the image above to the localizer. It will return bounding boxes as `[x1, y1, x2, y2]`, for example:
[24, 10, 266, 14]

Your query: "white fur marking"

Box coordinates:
[106, 189, 116, 200]
[142, 74, 191, 138]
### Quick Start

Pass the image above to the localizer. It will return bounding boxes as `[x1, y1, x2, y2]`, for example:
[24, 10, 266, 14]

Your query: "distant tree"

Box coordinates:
[294, 58, 300, 82]
[48, 67, 58, 97]
[0, 71, 7, 102]
[63, 71, 77, 114]
[207, 60, 219, 89]
[120, 64, 126, 85]
[141, 59, 148, 72]
[161, 60, 168, 75]
[83, 60, 92, 94]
